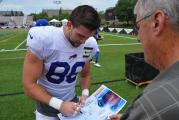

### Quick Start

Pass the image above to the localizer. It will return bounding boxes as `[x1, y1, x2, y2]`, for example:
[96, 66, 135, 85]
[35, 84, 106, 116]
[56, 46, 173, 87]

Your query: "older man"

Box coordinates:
[110, 0, 179, 120]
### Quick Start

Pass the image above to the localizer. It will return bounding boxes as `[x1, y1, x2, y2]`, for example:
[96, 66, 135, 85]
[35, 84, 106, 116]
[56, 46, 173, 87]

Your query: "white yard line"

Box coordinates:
[14, 39, 26, 49]
[0, 49, 27, 52]
[0, 43, 140, 53]
[0, 34, 18, 43]
[99, 43, 141, 46]
[102, 33, 137, 40]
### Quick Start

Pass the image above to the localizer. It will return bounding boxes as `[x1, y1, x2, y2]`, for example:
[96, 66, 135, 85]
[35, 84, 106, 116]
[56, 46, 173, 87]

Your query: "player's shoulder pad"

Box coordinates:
[85, 36, 98, 48]
[28, 26, 57, 40]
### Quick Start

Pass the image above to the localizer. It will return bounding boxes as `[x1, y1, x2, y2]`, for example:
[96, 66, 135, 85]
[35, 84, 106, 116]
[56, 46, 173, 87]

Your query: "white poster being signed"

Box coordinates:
[58, 85, 127, 120]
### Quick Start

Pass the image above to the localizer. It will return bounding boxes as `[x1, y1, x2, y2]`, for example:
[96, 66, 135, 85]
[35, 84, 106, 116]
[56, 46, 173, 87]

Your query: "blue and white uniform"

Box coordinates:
[26, 26, 97, 117]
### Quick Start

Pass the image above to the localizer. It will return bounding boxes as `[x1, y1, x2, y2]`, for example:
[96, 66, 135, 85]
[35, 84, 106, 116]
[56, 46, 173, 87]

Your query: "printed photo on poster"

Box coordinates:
[58, 85, 127, 120]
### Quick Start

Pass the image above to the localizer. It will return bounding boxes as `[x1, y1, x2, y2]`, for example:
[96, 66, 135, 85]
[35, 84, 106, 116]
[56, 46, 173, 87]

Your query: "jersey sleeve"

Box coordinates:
[26, 28, 44, 60]
[90, 37, 98, 59]
[84, 36, 98, 61]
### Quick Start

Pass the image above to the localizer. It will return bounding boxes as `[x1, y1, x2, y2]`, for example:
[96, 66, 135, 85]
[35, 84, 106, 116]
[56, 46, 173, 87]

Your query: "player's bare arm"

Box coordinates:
[23, 50, 79, 116]
[23, 50, 51, 104]
[80, 62, 91, 89]
[79, 62, 91, 105]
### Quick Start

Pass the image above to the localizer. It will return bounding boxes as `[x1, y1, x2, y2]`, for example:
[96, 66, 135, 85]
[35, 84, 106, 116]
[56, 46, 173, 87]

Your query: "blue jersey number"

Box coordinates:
[46, 62, 85, 84]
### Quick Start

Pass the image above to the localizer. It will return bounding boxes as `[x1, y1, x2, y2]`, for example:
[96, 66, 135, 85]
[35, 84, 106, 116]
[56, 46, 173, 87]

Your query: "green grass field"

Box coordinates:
[0, 29, 144, 120]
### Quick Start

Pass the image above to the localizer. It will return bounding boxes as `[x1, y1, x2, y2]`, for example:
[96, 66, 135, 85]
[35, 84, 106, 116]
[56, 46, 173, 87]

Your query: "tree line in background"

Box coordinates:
[29, 10, 70, 21]
[28, 0, 137, 27]
[114, 0, 137, 25]
[103, 0, 137, 28]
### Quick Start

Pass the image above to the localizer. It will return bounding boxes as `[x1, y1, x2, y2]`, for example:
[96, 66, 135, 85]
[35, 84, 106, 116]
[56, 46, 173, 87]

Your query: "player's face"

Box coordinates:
[68, 24, 95, 47]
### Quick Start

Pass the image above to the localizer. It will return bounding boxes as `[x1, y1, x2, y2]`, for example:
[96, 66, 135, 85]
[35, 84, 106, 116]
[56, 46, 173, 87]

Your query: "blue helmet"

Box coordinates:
[35, 19, 49, 26]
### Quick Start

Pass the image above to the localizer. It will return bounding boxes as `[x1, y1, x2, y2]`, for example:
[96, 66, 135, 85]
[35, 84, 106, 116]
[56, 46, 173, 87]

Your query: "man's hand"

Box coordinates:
[60, 101, 80, 116]
[108, 114, 121, 120]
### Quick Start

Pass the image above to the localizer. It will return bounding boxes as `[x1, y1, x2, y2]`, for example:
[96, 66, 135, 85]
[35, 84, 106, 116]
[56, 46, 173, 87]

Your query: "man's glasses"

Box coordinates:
[133, 13, 154, 35]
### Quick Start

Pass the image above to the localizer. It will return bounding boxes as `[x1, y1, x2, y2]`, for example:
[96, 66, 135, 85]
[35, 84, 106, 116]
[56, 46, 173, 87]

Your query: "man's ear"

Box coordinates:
[152, 10, 166, 36]
[67, 21, 72, 28]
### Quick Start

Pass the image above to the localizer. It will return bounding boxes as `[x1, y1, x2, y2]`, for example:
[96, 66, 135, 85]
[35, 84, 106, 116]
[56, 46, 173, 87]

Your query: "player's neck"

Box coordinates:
[63, 26, 71, 40]
[63, 27, 68, 38]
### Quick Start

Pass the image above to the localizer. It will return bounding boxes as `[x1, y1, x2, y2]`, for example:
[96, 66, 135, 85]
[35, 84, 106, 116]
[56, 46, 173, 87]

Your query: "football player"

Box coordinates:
[91, 30, 103, 67]
[23, 5, 100, 120]
[35, 19, 49, 26]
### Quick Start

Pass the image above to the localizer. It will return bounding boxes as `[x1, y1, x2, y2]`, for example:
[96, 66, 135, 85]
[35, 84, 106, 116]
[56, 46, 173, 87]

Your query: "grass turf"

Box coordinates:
[0, 29, 144, 120]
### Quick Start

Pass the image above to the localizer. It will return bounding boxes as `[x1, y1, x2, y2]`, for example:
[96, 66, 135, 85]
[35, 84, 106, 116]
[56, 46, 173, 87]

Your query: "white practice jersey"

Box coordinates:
[26, 26, 97, 101]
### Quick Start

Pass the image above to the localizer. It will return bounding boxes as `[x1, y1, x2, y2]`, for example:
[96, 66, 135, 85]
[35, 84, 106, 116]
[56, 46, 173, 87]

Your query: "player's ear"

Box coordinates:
[67, 21, 72, 28]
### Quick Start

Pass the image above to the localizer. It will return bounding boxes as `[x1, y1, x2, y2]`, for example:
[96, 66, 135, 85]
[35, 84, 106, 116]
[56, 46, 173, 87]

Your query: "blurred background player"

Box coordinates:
[35, 18, 49, 26]
[91, 29, 104, 67]
[31, 18, 49, 27]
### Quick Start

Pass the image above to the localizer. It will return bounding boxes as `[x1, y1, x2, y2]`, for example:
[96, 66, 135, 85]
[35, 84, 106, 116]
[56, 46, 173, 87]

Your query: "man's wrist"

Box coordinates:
[82, 89, 89, 96]
[49, 97, 63, 110]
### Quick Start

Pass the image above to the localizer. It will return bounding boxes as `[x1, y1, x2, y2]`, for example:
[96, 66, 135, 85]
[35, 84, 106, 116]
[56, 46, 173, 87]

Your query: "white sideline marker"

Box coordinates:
[102, 33, 137, 40]
[14, 39, 27, 50]
[0, 43, 140, 53]
[99, 43, 140, 47]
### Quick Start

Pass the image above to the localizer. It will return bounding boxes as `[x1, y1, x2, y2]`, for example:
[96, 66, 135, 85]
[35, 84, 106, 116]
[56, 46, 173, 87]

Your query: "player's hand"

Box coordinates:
[79, 95, 88, 107]
[108, 114, 121, 120]
[60, 101, 80, 116]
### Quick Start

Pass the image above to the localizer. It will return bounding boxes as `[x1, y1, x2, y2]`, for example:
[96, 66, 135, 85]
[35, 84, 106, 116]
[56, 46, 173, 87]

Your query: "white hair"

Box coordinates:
[134, 0, 179, 29]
